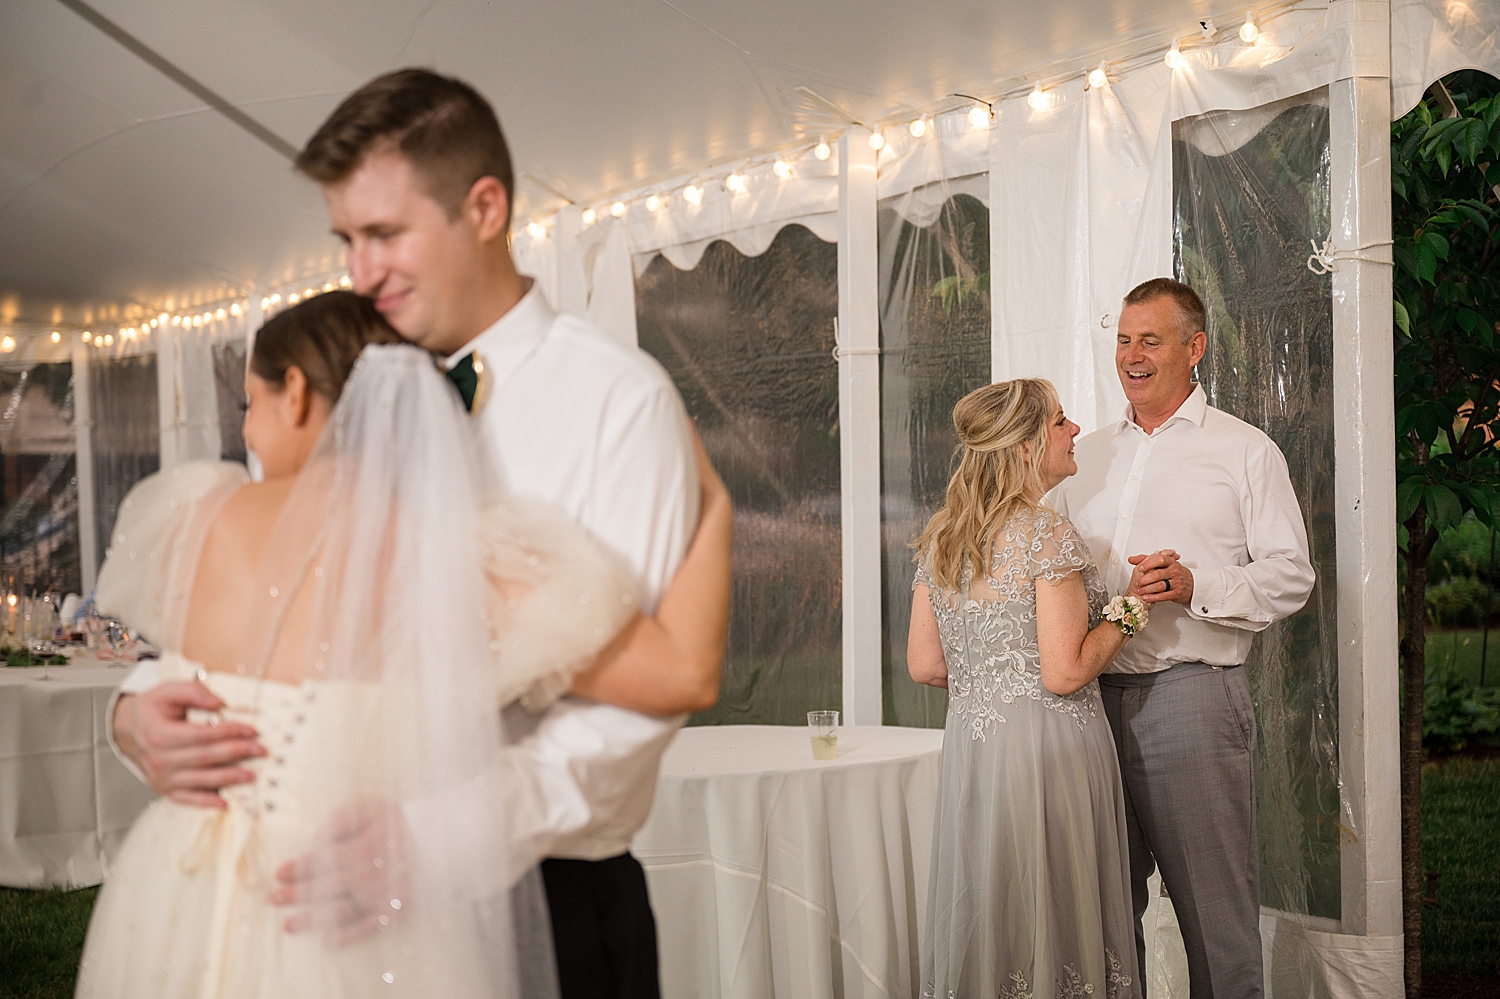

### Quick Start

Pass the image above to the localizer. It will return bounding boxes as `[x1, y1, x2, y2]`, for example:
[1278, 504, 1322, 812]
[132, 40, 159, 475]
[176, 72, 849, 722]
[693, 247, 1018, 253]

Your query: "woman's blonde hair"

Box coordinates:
[913, 378, 1060, 591]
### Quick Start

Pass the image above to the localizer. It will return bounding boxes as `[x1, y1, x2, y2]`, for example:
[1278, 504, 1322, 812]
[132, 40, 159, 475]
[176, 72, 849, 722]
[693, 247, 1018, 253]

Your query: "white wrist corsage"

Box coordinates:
[1103, 595, 1149, 637]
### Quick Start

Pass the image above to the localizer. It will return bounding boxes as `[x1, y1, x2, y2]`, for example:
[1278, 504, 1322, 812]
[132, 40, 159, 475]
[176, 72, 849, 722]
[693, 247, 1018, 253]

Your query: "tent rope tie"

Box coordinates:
[1306, 238, 1394, 275]
[831, 325, 882, 362]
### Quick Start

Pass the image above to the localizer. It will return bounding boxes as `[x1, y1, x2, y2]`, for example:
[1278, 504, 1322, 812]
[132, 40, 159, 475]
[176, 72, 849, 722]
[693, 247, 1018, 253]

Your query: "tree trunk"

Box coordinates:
[1400, 504, 1436, 999]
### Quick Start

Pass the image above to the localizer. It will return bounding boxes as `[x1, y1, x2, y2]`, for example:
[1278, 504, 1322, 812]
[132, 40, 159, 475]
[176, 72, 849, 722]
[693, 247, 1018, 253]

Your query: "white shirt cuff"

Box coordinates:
[106, 660, 161, 786]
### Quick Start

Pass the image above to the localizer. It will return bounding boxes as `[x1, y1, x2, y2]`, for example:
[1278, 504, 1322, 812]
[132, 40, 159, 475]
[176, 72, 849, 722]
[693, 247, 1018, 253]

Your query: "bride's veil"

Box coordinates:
[230, 343, 551, 997]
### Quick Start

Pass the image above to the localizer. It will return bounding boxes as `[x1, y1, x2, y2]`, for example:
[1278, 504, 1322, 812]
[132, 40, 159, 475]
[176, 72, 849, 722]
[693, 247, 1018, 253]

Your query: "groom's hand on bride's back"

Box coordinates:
[113, 682, 264, 807]
[269, 800, 414, 950]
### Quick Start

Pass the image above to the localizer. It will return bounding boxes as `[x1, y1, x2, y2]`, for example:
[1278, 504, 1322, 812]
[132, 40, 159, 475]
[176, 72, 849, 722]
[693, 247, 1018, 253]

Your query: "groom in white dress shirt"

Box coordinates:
[109, 69, 714, 999]
[1052, 278, 1314, 999]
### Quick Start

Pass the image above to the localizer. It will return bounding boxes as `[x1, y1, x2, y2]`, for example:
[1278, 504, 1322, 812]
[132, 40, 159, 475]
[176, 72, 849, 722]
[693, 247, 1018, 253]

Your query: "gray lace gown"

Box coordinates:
[918, 512, 1138, 999]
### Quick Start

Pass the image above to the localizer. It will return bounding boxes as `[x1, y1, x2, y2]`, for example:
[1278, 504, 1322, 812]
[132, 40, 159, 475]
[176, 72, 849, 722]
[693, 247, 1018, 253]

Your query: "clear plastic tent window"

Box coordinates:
[0, 363, 83, 595]
[1172, 88, 1341, 921]
[214, 340, 248, 464]
[635, 225, 842, 726]
[89, 354, 161, 581]
[878, 183, 991, 729]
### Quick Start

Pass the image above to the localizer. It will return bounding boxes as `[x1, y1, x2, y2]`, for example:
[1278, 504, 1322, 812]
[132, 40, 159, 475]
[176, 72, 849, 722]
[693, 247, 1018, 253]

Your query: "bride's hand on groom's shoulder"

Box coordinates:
[269, 799, 415, 950]
[1126, 549, 1194, 606]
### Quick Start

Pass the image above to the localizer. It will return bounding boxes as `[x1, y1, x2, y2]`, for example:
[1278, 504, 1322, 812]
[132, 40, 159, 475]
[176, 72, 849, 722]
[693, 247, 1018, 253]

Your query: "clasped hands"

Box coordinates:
[113, 685, 413, 948]
[1126, 549, 1194, 606]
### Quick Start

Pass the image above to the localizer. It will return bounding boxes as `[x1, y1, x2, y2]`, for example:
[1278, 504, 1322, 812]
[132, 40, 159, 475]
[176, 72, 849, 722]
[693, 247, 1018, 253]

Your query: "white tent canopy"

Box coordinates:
[4, 1, 1500, 997]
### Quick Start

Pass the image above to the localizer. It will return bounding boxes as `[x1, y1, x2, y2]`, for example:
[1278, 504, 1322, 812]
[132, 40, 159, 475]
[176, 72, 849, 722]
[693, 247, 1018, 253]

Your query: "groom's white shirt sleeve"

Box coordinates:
[105, 661, 160, 785]
[405, 287, 698, 886]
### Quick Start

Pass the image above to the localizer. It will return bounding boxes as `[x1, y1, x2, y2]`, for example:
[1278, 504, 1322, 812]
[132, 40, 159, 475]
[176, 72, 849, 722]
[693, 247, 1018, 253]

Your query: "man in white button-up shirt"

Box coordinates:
[108, 70, 715, 999]
[1052, 278, 1314, 999]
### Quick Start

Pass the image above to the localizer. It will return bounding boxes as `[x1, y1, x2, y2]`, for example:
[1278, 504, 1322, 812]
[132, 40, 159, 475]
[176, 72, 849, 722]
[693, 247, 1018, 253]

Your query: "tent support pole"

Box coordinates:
[1329, 0, 1400, 943]
[73, 347, 98, 595]
[837, 128, 883, 726]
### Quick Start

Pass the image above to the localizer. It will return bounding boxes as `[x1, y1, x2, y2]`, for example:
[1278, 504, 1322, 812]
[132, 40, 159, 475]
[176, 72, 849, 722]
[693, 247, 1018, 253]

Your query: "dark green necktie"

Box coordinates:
[446, 353, 479, 412]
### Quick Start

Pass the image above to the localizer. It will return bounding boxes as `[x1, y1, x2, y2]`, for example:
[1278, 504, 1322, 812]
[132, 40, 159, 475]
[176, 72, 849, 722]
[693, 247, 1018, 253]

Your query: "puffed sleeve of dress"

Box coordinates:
[480, 496, 641, 712]
[94, 461, 252, 646]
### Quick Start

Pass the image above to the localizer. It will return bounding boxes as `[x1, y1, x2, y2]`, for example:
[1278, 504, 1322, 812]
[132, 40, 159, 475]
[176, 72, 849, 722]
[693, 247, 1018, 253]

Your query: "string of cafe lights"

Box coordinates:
[0, 2, 1307, 339]
[0, 273, 355, 355]
[258, 273, 353, 316]
[517, 1, 1304, 239]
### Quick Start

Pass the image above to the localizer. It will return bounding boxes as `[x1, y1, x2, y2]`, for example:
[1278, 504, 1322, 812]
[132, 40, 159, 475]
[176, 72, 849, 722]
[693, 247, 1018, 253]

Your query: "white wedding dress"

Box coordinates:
[75, 346, 639, 998]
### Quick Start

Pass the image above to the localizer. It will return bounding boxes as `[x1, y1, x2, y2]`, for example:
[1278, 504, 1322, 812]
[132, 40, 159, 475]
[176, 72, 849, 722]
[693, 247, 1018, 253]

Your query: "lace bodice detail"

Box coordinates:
[916, 511, 1108, 739]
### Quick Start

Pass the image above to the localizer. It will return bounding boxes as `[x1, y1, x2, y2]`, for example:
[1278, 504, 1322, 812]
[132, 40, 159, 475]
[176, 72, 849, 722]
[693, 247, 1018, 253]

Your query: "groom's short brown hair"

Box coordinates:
[296, 69, 514, 223]
[1123, 278, 1206, 344]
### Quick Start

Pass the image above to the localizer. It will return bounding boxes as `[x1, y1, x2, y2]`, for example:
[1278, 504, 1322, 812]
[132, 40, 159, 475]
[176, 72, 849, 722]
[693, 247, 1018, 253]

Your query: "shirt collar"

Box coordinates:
[1115, 383, 1208, 436]
[445, 278, 555, 384]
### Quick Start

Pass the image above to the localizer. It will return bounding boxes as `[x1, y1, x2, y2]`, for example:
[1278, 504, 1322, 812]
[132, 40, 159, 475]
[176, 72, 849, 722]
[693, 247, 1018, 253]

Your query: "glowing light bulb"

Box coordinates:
[269, 294, 281, 305]
[1089, 62, 1109, 89]
[581, 208, 597, 226]
[172, 315, 183, 325]
[216, 308, 227, 320]
[50, 332, 61, 344]
[1239, 12, 1259, 42]
[148, 318, 158, 328]
[1166, 40, 1189, 70]
[261, 297, 271, 310]
[286, 294, 300, 306]
[230, 303, 241, 317]
[321, 283, 334, 293]
[611, 201, 626, 218]
[968, 104, 990, 128]
[118, 328, 127, 337]
[7, 594, 15, 608]
[0, 336, 15, 353]
[104, 333, 114, 346]
[725, 173, 746, 193]
[82, 331, 92, 342]
[909, 118, 928, 137]
[157, 312, 168, 324]
[527, 221, 545, 238]
[1027, 83, 1048, 111]
[303, 290, 315, 301]
[646, 194, 662, 211]
[814, 138, 831, 161]
[868, 130, 885, 150]
[773, 159, 793, 180]
[683, 183, 703, 205]
[92, 335, 102, 346]
[339, 275, 352, 288]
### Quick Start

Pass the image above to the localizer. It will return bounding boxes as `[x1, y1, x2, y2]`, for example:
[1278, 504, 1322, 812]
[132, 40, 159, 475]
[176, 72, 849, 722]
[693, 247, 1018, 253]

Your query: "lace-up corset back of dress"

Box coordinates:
[919, 511, 1108, 740]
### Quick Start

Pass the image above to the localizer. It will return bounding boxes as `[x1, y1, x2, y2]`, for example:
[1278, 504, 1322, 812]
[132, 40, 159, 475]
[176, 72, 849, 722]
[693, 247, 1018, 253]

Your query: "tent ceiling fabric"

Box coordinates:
[4, 0, 1249, 324]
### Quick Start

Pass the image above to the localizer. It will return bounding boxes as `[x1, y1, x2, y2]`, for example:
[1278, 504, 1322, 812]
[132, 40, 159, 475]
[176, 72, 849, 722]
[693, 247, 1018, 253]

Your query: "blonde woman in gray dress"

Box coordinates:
[908, 378, 1145, 999]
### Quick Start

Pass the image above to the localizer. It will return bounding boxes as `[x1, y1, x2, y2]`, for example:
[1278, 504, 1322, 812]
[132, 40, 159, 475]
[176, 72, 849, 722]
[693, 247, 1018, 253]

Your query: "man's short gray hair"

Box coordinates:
[1123, 278, 1206, 344]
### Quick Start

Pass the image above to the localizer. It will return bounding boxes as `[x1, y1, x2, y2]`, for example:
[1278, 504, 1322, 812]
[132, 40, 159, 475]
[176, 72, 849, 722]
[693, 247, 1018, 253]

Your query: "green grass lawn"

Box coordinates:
[1423, 755, 1500, 977]
[2, 756, 1496, 995]
[1427, 627, 1500, 689]
[0, 886, 96, 999]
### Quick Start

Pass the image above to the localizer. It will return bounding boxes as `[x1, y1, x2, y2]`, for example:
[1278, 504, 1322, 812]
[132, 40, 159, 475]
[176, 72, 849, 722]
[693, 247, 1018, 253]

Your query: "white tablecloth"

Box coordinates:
[0, 662, 155, 888]
[633, 724, 944, 999]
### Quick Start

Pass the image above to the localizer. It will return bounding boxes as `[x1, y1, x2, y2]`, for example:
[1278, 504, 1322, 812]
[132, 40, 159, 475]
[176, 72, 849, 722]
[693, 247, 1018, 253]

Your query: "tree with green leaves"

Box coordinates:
[1391, 69, 1500, 998]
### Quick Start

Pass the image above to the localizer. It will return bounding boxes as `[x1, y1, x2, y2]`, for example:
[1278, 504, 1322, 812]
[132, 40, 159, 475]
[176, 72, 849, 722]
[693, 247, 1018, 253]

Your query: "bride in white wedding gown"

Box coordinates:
[74, 292, 731, 998]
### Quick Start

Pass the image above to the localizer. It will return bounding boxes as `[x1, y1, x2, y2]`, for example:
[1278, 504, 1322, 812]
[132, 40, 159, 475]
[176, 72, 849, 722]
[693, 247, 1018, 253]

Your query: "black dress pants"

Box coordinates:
[541, 852, 661, 999]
